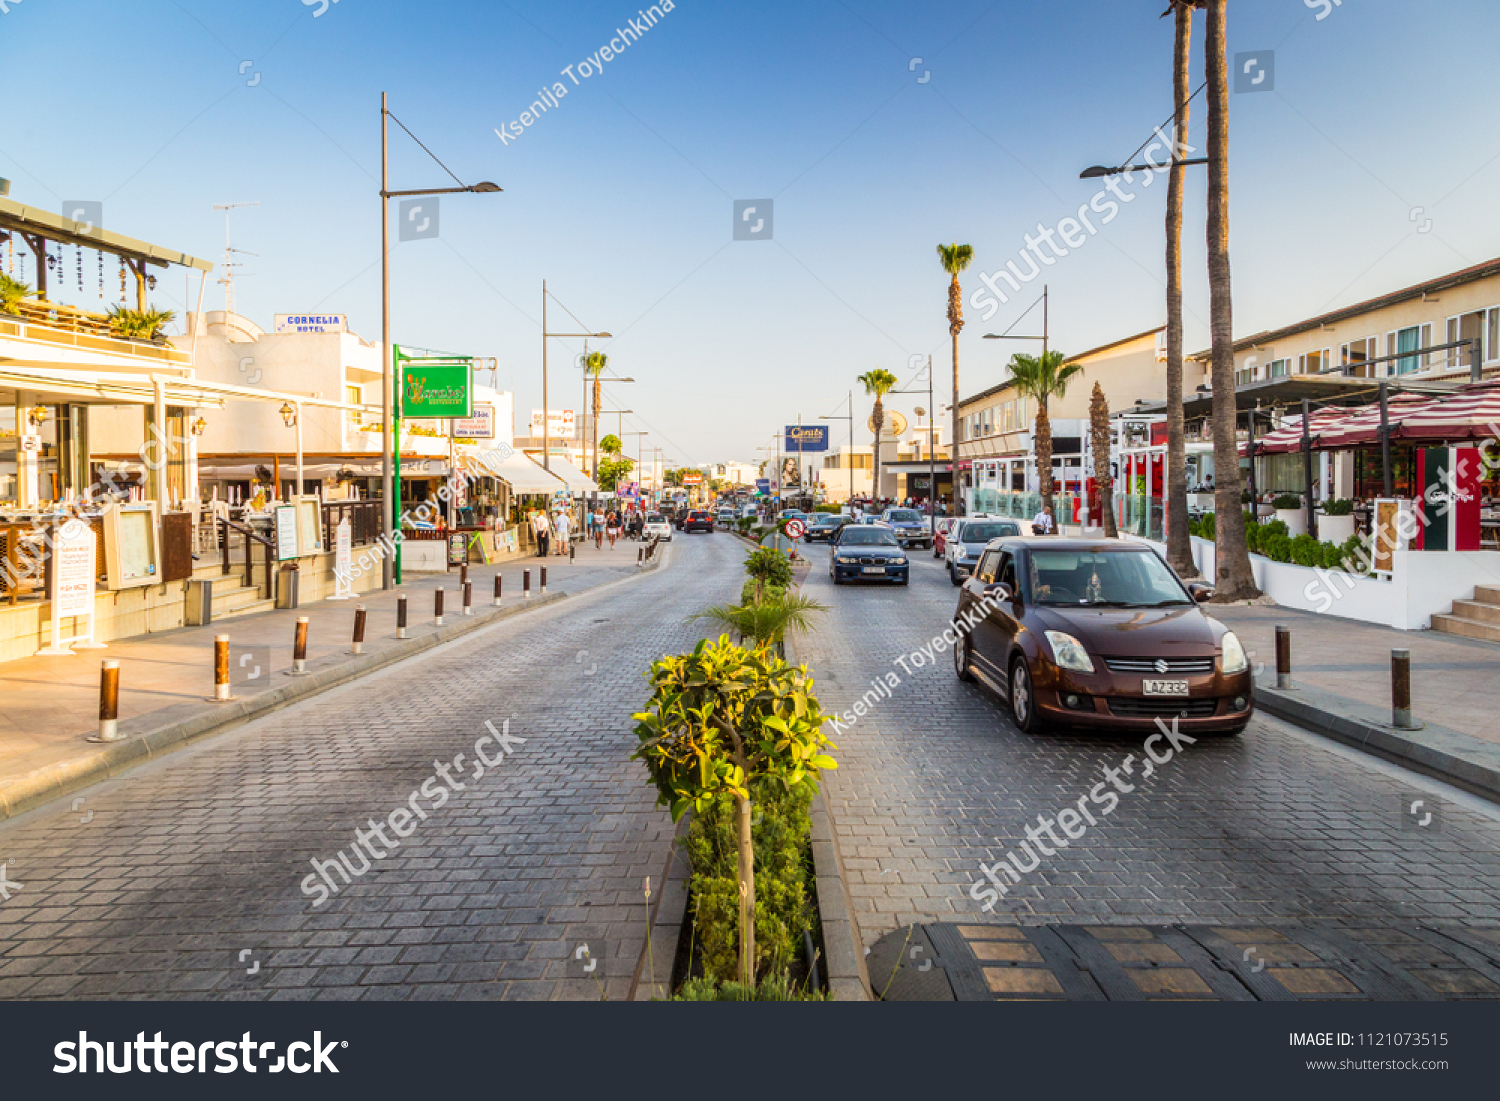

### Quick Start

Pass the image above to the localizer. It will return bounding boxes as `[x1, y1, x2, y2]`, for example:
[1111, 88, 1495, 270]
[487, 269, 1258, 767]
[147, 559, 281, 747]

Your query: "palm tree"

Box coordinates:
[1204, 0, 1259, 599]
[857, 368, 898, 503]
[1089, 382, 1120, 538]
[1007, 350, 1083, 517]
[1163, 0, 1204, 578]
[937, 243, 974, 512]
[581, 350, 609, 477]
[693, 593, 828, 654]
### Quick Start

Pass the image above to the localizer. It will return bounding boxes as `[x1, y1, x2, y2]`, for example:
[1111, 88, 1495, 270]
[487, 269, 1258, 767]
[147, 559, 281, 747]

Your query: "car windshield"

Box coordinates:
[887, 510, 921, 522]
[962, 523, 1018, 543]
[1027, 549, 1191, 607]
[840, 528, 899, 547]
[647, 515, 664, 523]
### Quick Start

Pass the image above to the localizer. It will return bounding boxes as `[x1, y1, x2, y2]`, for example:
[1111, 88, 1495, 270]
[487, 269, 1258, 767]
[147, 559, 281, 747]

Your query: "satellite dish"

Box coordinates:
[868, 410, 909, 438]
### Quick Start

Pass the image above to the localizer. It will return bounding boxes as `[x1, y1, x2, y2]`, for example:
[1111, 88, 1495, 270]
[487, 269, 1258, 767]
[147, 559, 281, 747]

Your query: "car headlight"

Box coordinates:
[1044, 631, 1095, 673]
[891, 557, 907, 565]
[835, 555, 857, 564]
[1220, 630, 1248, 674]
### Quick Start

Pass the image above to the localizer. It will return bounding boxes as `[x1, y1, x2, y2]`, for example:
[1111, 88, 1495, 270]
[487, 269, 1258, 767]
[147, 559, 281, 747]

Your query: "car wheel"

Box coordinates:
[953, 624, 976, 682]
[949, 565, 961, 586]
[1009, 657, 1045, 734]
[832, 569, 842, 585]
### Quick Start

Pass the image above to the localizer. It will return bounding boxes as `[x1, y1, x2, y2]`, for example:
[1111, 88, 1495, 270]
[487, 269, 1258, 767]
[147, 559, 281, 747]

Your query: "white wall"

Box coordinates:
[1131, 533, 1500, 630]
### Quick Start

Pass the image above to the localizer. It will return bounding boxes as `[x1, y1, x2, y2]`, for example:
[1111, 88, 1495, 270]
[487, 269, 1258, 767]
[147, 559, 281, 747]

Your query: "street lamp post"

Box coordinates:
[820, 389, 855, 506]
[380, 92, 501, 590]
[983, 286, 1050, 507]
[894, 360, 936, 518]
[540, 281, 611, 474]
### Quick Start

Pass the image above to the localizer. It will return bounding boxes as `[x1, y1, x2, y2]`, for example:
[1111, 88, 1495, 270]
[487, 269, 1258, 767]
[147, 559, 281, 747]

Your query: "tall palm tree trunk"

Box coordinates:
[1036, 401, 1054, 515]
[1165, 1, 1198, 579]
[871, 399, 884, 503]
[1205, 0, 1258, 599]
[591, 376, 602, 478]
[949, 276, 963, 516]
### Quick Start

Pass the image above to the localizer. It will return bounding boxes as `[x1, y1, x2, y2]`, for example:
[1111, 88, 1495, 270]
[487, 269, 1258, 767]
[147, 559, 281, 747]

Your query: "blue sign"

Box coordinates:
[784, 424, 829, 452]
[755, 478, 771, 493]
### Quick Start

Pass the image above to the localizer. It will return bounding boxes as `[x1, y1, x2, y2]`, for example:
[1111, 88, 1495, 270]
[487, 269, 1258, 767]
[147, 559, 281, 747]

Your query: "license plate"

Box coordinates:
[1142, 679, 1190, 696]
[862, 566, 886, 574]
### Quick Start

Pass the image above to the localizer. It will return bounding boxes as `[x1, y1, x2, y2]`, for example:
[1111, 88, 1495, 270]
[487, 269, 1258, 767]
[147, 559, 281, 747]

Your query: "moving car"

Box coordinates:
[880, 507, 933, 550]
[716, 508, 737, 528]
[804, 514, 852, 542]
[947, 519, 1023, 584]
[952, 538, 1252, 735]
[932, 517, 959, 559]
[829, 525, 910, 585]
[683, 509, 715, 534]
[643, 513, 673, 541]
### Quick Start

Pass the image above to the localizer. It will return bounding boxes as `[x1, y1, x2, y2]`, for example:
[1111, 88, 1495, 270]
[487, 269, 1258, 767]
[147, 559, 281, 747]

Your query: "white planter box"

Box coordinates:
[1317, 513, 1355, 544]
[1274, 508, 1306, 536]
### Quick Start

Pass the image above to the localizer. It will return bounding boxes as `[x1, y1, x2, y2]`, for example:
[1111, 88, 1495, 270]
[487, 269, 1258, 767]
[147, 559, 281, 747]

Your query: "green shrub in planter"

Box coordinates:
[685, 780, 816, 986]
[813, 504, 843, 514]
[0, 272, 33, 315]
[1322, 498, 1354, 516]
[744, 545, 794, 597]
[1263, 518, 1289, 538]
[632, 637, 836, 985]
[1272, 494, 1304, 510]
[672, 972, 827, 1001]
[1190, 512, 1216, 541]
[1289, 533, 1322, 567]
[1264, 532, 1292, 563]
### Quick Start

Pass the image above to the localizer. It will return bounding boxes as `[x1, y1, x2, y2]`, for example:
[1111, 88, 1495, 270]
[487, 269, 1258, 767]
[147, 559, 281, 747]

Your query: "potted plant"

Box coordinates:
[1318, 498, 1356, 543]
[105, 305, 176, 341]
[0, 273, 32, 317]
[1273, 493, 1307, 536]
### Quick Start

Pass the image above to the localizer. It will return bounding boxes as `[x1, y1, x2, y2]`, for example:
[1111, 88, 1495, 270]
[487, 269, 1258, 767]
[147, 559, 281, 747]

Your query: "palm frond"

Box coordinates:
[936, 242, 974, 275]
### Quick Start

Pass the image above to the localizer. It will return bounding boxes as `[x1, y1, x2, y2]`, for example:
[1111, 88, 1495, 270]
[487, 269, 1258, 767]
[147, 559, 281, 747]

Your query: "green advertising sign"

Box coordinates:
[401, 363, 472, 419]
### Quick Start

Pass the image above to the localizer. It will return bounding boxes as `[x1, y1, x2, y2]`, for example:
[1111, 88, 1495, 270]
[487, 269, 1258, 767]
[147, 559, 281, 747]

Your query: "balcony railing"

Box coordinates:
[0, 298, 191, 366]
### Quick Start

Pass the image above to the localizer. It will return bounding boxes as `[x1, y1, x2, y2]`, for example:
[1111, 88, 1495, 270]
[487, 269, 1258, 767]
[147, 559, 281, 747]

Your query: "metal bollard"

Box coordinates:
[90, 659, 121, 742]
[540, 566, 547, 594]
[1275, 625, 1292, 689]
[463, 581, 473, 616]
[1392, 648, 1415, 729]
[460, 563, 468, 588]
[208, 635, 234, 702]
[524, 569, 531, 599]
[494, 574, 503, 607]
[435, 587, 445, 627]
[352, 605, 367, 655]
[289, 617, 310, 676]
[637, 547, 644, 567]
[397, 594, 409, 639]
[570, 542, 575, 563]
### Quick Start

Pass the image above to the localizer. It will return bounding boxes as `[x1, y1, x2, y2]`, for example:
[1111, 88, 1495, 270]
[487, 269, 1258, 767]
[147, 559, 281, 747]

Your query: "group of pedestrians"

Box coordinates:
[531, 504, 642, 557]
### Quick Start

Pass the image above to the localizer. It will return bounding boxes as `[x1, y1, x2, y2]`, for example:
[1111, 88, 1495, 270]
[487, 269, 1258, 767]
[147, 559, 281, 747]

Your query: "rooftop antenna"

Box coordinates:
[212, 202, 259, 317]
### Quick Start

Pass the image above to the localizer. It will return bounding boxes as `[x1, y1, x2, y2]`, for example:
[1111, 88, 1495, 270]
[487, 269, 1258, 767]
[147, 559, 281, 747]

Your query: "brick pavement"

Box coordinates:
[0, 529, 742, 1000]
[793, 544, 1500, 951]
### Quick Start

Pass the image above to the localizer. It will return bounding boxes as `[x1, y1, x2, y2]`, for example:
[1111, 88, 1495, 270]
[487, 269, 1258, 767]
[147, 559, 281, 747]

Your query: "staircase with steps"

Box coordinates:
[188, 561, 275, 623]
[1432, 585, 1500, 642]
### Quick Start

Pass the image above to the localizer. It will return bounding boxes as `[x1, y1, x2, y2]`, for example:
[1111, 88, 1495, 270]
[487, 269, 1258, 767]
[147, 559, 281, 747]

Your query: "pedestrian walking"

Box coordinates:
[606, 509, 621, 549]
[1031, 505, 1055, 536]
[553, 508, 571, 555]
[531, 509, 551, 557]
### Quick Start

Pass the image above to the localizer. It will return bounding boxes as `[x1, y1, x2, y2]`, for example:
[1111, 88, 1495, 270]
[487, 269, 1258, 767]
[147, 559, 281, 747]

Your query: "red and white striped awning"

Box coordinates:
[1390, 379, 1500, 442]
[1309, 392, 1436, 450]
[1240, 406, 1351, 456]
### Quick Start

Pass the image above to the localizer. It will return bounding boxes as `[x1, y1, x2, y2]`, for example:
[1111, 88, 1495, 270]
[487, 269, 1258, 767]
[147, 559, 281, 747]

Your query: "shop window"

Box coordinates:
[1267, 358, 1290, 379]
[1340, 337, 1377, 376]
[1296, 350, 1329, 375]
[1388, 324, 1432, 375]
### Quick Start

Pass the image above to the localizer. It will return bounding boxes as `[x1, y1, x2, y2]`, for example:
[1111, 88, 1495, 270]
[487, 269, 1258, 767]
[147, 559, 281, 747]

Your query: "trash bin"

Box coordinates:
[185, 578, 213, 626]
[276, 563, 300, 610]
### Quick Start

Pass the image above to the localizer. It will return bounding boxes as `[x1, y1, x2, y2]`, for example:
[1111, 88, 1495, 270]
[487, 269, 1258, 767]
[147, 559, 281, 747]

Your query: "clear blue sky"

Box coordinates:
[4, 0, 1498, 467]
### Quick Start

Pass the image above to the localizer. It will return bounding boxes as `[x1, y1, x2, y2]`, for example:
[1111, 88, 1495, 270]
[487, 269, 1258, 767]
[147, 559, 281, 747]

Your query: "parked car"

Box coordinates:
[683, 509, 715, 534]
[804, 514, 852, 542]
[643, 513, 673, 541]
[952, 538, 1251, 735]
[829, 525, 910, 585]
[880, 507, 933, 550]
[933, 517, 959, 559]
[947, 519, 1023, 584]
[716, 508, 737, 528]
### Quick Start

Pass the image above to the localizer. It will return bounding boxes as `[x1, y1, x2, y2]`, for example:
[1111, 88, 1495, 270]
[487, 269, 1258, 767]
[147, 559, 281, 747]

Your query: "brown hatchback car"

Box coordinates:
[952, 538, 1253, 735]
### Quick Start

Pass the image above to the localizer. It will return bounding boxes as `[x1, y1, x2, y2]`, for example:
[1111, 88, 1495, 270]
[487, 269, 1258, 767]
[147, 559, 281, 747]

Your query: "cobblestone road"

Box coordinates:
[795, 542, 1500, 957]
[0, 532, 742, 1001]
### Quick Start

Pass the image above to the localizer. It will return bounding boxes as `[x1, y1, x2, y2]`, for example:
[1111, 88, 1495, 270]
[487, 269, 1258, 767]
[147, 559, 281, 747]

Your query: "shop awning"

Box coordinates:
[546, 456, 600, 495]
[1240, 406, 1350, 456]
[1391, 379, 1500, 442]
[466, 447, 565, 494]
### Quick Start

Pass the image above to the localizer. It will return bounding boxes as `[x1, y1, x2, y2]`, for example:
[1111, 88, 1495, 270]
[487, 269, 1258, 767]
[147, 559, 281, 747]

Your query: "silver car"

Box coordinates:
[946, 518, 1023, 584]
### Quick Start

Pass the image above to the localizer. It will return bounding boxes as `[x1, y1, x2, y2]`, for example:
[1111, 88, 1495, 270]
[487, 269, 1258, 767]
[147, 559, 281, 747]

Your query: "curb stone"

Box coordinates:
[630, 815, 692, 1002]
[0, 551, 667, 823]
[1253, 677, 1500, 804]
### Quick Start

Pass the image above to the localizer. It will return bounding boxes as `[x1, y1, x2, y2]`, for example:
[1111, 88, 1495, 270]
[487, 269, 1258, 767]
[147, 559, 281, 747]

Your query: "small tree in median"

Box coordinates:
[631, 637, 837, 986]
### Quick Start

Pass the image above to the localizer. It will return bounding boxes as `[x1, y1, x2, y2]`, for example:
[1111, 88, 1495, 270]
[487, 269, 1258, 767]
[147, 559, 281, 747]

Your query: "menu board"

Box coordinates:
[274, 504, 299, 562]
[53, 521, 96, 617]
[296, 496, 323, 555]
[117, 509, 156, 582]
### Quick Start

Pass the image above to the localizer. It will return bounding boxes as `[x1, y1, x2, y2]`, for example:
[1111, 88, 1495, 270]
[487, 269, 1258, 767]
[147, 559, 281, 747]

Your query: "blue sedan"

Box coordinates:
[829, 526, 911, 585]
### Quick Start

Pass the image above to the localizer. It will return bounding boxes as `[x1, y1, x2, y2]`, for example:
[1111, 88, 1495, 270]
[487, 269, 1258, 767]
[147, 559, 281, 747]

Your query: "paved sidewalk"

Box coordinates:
[1209, 605, 1500, 746]
[0, 537, 661, 815]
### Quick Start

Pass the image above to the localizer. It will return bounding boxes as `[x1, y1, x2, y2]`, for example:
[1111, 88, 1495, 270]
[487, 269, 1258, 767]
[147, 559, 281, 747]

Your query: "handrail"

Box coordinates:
[217, 516, 277, 602]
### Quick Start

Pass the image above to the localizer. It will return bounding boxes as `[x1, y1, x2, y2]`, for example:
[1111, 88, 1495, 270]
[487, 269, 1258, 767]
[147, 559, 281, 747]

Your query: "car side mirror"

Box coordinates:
[985, 581, 1015, 603]
[1187, 581, 1214, 603]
